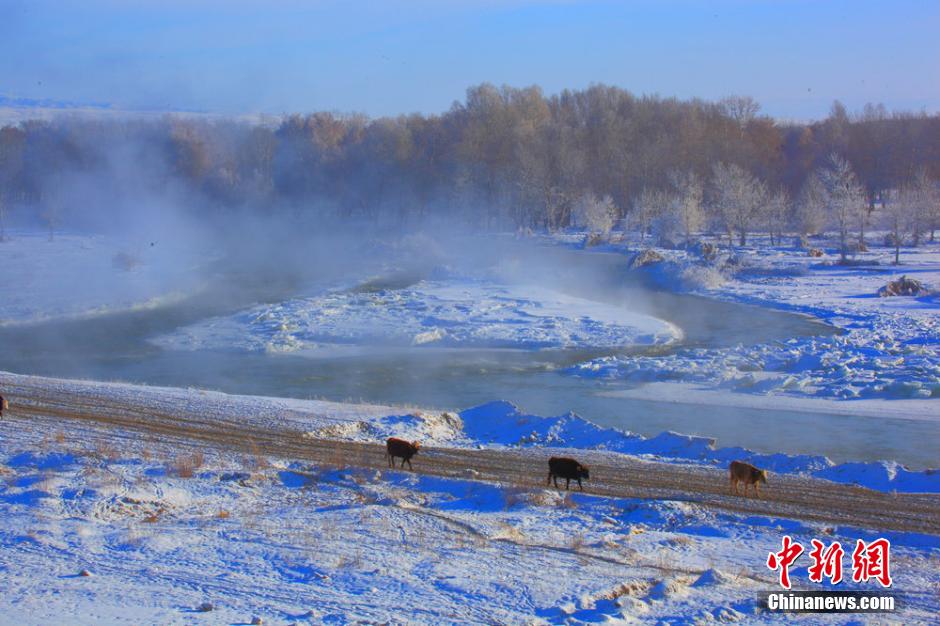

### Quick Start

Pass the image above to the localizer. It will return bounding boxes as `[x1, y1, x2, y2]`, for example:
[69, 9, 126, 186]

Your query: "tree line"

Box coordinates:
[0, 84, 938, 252]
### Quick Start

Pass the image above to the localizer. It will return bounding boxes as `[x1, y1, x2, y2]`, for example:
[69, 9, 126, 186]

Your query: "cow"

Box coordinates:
[547, 456, 590, 491]
[386, 437, 420, 470]
[729, 460, 768, 498]
[0, 394, 6, 418]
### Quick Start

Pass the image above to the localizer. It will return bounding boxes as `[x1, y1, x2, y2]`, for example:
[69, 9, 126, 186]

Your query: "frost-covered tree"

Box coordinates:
[709, 162, 767, 247]
[572, 192, 617, 236]
[908, 169, 939, 244]
[882, 191, 911, 264]
[649, 193, 682, 245]
[764, 189, 790, 246]
[631, 187, 670, 241]
[795, 173, 827, 237]
[668, 170, 704, 245]
[818, 154, 866, 261]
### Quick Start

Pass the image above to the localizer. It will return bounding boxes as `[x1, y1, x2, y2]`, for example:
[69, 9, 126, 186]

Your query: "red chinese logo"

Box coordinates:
[766, 535, 804, 589]
[851, 538, 893, 588]
[807, 539, 845, 584]
[767, 536, 892, 589]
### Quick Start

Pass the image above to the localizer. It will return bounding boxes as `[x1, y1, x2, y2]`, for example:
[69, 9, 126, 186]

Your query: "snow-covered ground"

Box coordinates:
[565, 234, 940, 410]
[3, 370, 937, 495]
[2, 372, 937, 624]
[0, 231, 208, 326]
[154, 277, 680, 354]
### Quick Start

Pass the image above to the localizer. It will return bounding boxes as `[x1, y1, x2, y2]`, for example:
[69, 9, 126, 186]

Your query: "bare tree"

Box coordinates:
[720, 96, 761, 128]
[709, 162, 767, 248]
[818, 154, 866, 261]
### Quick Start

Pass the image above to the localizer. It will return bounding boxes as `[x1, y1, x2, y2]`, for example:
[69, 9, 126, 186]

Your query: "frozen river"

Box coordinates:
[2, 243, 936, 467]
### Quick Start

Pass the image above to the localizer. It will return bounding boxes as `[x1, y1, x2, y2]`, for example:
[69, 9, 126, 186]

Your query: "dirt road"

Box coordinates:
[5, 379, 938, 536]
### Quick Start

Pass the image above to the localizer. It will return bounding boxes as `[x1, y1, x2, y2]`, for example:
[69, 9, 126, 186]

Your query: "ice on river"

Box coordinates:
[153, 278, 681, 354]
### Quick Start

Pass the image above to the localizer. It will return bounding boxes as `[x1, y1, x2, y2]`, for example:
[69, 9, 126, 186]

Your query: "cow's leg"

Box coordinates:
[400, 457, 406, 469]
[386, 452, 391, 468]
[754, 482, 761, 498]
[565, 478, 570, 490]
[730, 477, 737, 495]
[553, 476, 559, 488]
[577, 478, 583, 491]
[743, 482, 749, 497]
[547, 471, 552, 486]
[406, 458, 413, 471]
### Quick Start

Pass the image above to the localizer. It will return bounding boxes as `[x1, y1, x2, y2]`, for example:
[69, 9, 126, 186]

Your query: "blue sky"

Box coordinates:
[1, 0, 937, 120]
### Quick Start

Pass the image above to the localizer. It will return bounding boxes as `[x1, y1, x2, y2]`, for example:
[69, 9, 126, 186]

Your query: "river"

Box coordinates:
[2, 241, 936, 467]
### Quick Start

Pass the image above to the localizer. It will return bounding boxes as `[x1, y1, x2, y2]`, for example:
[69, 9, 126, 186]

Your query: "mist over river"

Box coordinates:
[2, 241, 936, 468]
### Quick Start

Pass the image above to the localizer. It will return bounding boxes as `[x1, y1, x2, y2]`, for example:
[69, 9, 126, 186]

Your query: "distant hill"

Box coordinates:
[0, 94, 114, 111]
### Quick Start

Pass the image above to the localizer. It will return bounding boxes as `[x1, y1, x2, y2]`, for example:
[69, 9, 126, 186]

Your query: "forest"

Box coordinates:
[0, 83, 938, 255]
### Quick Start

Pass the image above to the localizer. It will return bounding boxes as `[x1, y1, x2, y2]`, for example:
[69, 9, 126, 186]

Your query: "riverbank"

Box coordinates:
[559, 232, 940, 411]
[3, 370, 937, 493]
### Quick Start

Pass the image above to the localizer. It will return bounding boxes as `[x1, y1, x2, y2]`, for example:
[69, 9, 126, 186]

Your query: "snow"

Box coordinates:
[4, 370, 937, 495]
[0, 231, 207, 326]
[600, 380, 940, 422]
[2, 406, 938, 624]
[154, 278, 680, 354]
[2, 229, 938, 621]
[566, 234, 940, 406]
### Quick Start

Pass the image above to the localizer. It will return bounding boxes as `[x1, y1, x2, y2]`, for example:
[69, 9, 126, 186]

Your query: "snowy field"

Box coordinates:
[0, 231, 208, 326]
[564, 234, 940, 411]
[154, 278, 680, 354]
[1, 372, 938, 624]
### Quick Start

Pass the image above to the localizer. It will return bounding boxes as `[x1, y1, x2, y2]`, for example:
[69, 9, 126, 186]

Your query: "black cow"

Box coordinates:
[386, 437, 421, 470]
[547, 456, 590, 491]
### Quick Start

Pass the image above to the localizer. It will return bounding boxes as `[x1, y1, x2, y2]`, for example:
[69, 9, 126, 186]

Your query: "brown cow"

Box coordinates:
[386, 437, 421, 470]
[729, 460, 768, 497]
[547, 456, 590, 491]
[0, 394, 6, 418]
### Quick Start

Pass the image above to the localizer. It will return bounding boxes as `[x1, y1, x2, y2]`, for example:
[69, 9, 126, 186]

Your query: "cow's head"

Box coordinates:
[412, 441, 421, 451]
[757, 469, 768, 484]
[579, 464, 590, 479]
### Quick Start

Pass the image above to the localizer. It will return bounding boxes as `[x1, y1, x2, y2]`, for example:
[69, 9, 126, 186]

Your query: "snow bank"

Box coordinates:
[154, 278, 679, 353]
[451, 401, 940, 493]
